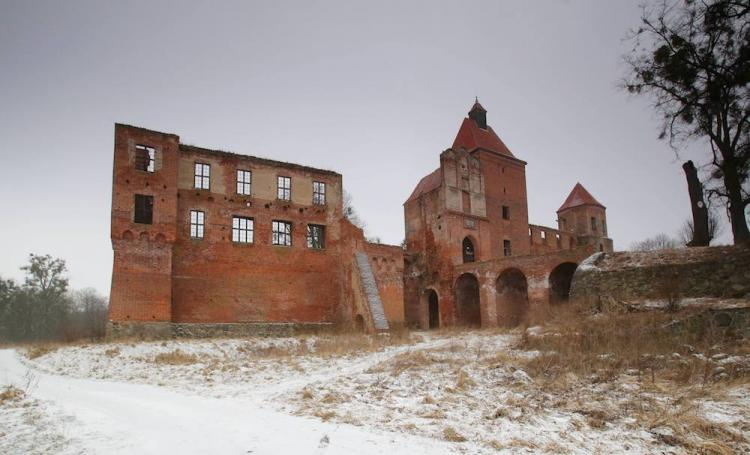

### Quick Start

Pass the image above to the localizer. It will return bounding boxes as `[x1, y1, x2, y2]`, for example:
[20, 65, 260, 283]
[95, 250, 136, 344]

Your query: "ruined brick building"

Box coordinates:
[108, 124, 403, 337]
[403, 101, 612, 329]
[108, 101, 612, 336]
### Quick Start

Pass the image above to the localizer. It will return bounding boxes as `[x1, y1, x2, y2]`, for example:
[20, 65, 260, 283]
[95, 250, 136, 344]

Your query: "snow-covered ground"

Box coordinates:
[1, 332, 748, 454]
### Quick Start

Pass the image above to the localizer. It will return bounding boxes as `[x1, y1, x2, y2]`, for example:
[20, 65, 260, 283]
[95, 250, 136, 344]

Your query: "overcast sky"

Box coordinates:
[0, 0, 725, 295]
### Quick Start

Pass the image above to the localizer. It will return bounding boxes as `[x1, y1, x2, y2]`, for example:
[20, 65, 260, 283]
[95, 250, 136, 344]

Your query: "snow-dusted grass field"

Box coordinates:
[2, 327, 749, 454]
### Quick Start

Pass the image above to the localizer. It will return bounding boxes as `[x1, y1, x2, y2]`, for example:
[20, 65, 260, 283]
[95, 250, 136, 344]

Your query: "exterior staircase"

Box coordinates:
[354, 251, 390, 331]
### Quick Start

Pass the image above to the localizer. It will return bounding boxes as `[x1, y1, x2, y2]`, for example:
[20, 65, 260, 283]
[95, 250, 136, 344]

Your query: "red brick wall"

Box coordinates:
[109, 125, 180, 322]
[364, 242, 405, 324]
[109, 124, 351, 326]
[476, 150, 531, 258]
[170, 146, 345, 323]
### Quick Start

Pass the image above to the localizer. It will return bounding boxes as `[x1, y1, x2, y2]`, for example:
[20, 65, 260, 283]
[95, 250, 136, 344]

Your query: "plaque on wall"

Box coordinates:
[464, 218, 476, 229]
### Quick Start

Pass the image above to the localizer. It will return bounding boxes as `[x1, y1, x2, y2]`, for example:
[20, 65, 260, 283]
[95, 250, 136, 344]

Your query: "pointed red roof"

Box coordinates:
[557, 183, 605, 212]
[452, 117, 514, 157]
[405, 168, 441, 203]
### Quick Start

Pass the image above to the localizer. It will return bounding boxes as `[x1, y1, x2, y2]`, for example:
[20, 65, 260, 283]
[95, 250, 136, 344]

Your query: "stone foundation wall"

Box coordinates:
[571, 246, 750, 302]
[107, 321, 334, 340]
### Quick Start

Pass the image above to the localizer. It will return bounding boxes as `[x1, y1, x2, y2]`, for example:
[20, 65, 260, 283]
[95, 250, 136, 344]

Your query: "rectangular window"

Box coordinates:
[591, 217, 597, 231]
[135, 145, 155, 172]
[190, 210, 205, 239]
[503, 240, 512, 257]
[502, 205, 510, 220]
[232, 216, 254, 243]
[237, 169, 252, 195]
[602, 220, 607, 235]
[313, 181, 326, 205]
[277, 176, 291, 200]
[307, 224, 325, 249]
[272, 220, 292, 246]
[134, 194, 153, 224]
[194, 163, 210, 190]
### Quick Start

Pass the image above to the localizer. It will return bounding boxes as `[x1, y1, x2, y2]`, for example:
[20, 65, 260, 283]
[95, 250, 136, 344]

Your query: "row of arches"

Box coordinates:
[426, 262, 578, 329]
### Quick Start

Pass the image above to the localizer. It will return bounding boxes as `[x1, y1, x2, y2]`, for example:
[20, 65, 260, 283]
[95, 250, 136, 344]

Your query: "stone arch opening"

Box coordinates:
[496, 268, 529, 327]
[462, 237, 476, 263]
[426, 289, 439, 329]
[354, 314, 365, 333]
[549, 262, 578, 305]
[455, 273, 481, 327]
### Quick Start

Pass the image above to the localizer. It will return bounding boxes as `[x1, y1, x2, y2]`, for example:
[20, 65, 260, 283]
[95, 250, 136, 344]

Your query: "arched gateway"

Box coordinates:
[496, 268, 529, 327]
[455, 273, 481, 327]
[549, 262, 578, 305]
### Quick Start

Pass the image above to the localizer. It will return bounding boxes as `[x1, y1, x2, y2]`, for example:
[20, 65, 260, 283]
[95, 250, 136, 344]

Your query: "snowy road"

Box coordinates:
[0, 342, 455, 455]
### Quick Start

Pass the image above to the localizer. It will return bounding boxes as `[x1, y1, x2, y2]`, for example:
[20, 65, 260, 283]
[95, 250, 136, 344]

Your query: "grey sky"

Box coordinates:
[0, 1, 721, 295]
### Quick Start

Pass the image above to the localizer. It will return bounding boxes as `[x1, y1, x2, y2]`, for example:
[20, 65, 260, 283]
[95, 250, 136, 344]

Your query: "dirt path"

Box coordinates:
[0, 338, 456, 455]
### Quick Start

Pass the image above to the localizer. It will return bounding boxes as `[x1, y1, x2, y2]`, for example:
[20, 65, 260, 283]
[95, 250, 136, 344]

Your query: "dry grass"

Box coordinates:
[366, 350, 433, 376]
[511, 298, 750, 452]
[232, 331, 417, 361]
[641, 402, 746, 454]
[454, 368, 476, 390]
[0, 386, 24, 405]
[152, 349, 198, 365]
[517, 298, 749, 387]
[26, 344, 59, 359]
[442, 426, 467, 442]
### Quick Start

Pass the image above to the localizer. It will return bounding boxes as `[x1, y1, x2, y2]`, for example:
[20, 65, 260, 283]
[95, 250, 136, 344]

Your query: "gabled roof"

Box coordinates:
[405, 168, 441, 204]
[452, 117, 514, 157]
[557, 182, 605, 212]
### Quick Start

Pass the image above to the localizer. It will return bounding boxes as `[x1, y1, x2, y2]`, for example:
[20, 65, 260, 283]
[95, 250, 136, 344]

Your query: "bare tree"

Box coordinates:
[623, 0, 750, 245]
[343, 190, 366, 229]
[67, 288, 109, 340]
[678, 209, 723, 244]
[631, 233, 681, 251]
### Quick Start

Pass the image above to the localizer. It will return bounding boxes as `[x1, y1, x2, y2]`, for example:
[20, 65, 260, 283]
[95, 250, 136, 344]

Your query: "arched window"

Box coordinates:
[462, 237, 475, 263]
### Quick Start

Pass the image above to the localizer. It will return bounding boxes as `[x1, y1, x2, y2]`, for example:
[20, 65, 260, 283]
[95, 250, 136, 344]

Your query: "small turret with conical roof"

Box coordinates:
[557, 183, 611, 251]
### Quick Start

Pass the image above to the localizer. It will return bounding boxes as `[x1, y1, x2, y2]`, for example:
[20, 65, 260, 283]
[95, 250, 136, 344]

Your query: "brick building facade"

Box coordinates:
[108, 100, 613, 335]
[108, 124, 402, 337]
[403, 101, 612, 329]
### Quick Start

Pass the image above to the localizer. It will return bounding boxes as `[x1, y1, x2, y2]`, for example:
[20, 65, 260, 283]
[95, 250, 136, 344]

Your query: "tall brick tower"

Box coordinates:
[556, 183, 612, 252]
[109, 124, 180, 326]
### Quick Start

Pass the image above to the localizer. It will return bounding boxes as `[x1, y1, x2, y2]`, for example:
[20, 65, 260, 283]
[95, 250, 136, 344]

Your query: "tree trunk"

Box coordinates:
[723, 162, 750, 245]
[682, 161, 710, 246]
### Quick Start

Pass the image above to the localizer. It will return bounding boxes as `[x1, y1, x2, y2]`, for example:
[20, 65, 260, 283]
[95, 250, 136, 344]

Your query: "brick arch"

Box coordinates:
[122, 230, 134, 240]
[495, 268, 529, 327]
[454, 273, 480, 327]
[549, 262, 578, 305]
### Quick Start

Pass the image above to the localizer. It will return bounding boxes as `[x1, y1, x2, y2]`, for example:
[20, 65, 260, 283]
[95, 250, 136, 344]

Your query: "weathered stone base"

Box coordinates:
[106, 321, 335, 340]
